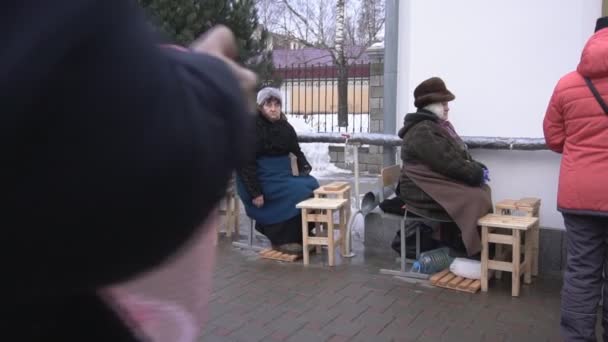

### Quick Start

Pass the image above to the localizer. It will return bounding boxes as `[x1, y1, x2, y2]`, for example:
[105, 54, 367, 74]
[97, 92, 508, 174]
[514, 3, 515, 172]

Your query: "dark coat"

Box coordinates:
[398, 110, 485, 220]
[238, 112, 312, 198]
[2, 0, 252, 341]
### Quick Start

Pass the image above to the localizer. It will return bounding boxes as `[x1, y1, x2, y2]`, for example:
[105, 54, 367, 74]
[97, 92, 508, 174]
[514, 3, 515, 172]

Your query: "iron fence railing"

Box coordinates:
[271, 62, 373, 133]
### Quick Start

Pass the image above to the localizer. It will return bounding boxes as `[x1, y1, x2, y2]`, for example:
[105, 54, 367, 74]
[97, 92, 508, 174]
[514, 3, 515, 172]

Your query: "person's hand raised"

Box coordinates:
[190, 25, 257, 110]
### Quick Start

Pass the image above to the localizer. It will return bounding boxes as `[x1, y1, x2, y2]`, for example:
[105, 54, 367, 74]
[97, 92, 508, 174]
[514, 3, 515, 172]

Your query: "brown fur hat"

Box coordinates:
[413, 77, 455, 109]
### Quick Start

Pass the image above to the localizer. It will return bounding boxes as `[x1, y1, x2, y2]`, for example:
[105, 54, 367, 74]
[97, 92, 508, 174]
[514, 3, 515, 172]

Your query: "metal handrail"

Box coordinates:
[298, 132, 547, 150]
[311, 132, 548, 258]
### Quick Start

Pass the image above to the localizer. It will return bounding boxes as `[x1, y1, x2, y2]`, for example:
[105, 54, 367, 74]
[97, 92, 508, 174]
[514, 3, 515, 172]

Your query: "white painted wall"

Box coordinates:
[395, 0, 602, 229]
[396, 0, 600, 137]
[470, 150, 563, 229]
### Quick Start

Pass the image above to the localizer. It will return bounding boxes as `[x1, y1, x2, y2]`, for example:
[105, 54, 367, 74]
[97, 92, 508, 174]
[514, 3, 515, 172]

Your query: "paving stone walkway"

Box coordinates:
[201, 237, 562, 342]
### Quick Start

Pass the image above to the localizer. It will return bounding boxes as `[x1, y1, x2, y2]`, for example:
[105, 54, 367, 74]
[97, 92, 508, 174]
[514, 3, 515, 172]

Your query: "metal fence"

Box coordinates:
[272, 62, 372, 133]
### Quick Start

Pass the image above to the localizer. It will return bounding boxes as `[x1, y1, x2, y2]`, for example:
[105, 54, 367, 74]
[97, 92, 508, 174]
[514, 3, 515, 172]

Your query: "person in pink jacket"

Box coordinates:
[544, 16, 608, 341]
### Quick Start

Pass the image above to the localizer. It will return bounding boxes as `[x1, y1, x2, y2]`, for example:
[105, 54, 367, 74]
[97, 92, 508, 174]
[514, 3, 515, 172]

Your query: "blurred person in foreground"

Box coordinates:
[2, 0, 256, 341]
[544, 17, 608, 341]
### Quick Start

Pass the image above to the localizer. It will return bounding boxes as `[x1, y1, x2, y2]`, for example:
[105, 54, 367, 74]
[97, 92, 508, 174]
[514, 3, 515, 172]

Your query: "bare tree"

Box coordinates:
[275, 0, 336, 48]
[256, 0, 285, 38]
[334, 0, 348, 126]
[356, 0, 384, 45]
[256, 0, 384, 127]
[255, 0, 383, 51]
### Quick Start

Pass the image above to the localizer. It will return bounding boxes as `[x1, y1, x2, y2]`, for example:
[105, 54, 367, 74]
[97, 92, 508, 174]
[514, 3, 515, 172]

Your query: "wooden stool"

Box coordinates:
[218, 178, 239, 238]
[314, 181, 351, 202]
[478, 214, 539, 297]
[495, 198, 541, 217]
[296, 198, 348, 266]
[495, 198, 541, 276]
[314, 182, 351, 227]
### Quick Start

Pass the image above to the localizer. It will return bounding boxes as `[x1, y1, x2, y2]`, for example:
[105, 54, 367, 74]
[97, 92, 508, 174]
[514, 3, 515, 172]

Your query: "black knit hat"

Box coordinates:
[595, 17, 608, 32]
[413, 77, 455, 109]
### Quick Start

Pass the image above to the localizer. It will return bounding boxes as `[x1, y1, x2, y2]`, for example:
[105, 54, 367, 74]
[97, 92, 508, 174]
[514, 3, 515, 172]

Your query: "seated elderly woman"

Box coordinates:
[237, 87, 319, 254]
[398, 77, 492, 257]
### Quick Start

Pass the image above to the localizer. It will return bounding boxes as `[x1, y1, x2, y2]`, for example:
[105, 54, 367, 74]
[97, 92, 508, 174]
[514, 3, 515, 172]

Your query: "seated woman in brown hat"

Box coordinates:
[398, 77, 492, 257]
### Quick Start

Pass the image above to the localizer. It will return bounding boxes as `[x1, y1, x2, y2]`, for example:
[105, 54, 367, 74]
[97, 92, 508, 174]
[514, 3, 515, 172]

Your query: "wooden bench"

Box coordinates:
[478, 214, 539, 297]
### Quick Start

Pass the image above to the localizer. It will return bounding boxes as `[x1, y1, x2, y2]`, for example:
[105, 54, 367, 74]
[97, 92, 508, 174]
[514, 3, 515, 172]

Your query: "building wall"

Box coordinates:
[470, 149, 563, 229]
[396, 0, 600, 137]
[395, 0, 602, 230]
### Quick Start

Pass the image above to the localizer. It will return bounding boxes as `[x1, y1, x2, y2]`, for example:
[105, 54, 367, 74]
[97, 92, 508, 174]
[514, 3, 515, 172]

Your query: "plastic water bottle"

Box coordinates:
[412, 247, 454, 274]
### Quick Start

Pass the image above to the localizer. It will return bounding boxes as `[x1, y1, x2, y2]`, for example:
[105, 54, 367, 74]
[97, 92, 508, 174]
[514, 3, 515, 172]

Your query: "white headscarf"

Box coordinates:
[256, 87, 282, 106]
[423, 102, 447, 121]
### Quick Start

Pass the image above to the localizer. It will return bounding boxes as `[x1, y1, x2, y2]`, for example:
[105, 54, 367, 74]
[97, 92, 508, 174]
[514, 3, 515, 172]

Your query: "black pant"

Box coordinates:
[255, 214, 315, 246]
[562, 213, 608, 341]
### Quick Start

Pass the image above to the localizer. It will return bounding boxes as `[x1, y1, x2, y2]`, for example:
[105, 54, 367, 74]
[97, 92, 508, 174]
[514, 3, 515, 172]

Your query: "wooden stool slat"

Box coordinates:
[321, 181, 349, 191]
[296, 198, 347, 210]
[430, 269, 450, 283]
[478, 214, 538, 230]
[488, 233, 515, 245]
[495, 198, 541, 210]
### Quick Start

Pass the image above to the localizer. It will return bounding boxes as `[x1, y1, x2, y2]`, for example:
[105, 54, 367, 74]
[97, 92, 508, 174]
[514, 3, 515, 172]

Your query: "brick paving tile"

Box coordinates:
[439, 327, 485, 342]
[228, 323, 273, 342]
[357, 291, 398, 312]
[321, 317, 365, 338]
[285, 328, 333, 342]
[198, 238, 564, 341]
[336, 283, 372, 301]
[327, 335, 350, 342]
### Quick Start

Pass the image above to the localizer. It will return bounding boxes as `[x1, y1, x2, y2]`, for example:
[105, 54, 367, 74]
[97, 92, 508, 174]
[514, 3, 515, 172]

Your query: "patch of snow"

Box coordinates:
[369, 41, 384, 50]
[344, 144, 357, 167]
[287, 113, 369, 134]
[288, 116, 350, 177]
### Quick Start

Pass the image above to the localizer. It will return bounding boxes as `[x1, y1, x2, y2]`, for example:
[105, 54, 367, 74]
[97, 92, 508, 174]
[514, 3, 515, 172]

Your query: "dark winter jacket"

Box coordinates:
[398, 110, 485, 219]
[2, 0, 252, 341]
[238, 112, 312, 198]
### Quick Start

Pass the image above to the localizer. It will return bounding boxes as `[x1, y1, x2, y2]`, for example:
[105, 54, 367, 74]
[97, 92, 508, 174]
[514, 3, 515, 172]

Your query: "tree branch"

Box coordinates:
[280, 0, 321, 40]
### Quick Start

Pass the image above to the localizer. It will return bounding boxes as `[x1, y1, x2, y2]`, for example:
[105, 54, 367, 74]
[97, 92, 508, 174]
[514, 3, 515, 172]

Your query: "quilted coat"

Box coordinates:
[543, 28, 608, 215]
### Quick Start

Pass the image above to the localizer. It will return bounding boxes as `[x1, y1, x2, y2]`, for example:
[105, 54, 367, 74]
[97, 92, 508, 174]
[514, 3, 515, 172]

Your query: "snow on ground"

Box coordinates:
[288, 116, 351, 177]
[287, 113, 370, 134]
